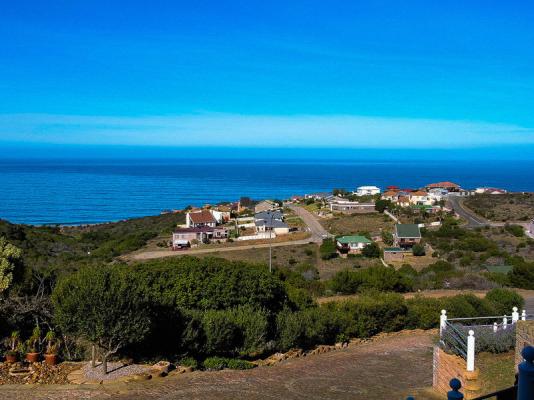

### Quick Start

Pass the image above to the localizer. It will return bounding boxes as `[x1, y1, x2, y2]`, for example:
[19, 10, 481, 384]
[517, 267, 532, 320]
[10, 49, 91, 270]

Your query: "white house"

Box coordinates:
[186, 210, 217, 228]
[254, 210, 289, 235]
[427, 188, 448, 202]
[336, 235, 373, 254]
[409, 191, 433, 206]
[355, 186, 381, 196]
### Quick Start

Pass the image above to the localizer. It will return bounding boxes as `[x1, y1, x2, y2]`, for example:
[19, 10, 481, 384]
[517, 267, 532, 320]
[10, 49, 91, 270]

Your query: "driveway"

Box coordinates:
[0, 330, 435, 400]
[285, 204, 331, 242]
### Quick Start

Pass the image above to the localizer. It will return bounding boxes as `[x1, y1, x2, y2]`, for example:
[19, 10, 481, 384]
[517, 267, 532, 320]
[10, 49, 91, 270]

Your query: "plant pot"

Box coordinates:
[26, 352, 40, 363]
[44, 353, 58, 366]
[5, 353, 18, 363]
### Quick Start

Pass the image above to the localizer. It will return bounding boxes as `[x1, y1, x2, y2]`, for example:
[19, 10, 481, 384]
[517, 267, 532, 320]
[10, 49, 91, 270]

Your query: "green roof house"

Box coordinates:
[336, 235, 372, 254]
[394, 224, 422, 248]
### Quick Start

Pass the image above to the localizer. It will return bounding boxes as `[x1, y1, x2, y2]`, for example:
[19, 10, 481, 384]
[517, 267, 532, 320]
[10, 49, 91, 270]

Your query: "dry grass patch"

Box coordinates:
[464, 193, 534, 222]
[320, 213, 394, 236]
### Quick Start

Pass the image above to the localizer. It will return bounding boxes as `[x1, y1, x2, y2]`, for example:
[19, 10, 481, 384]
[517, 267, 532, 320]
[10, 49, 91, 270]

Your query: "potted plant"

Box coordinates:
[44, 331, 59, 366]
[25, 326, 41, 363]
[4, 331, 20, 363]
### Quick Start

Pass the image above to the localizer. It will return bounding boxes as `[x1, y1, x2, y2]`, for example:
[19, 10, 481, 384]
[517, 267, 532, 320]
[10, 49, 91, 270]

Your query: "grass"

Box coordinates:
[192, 242, 382, 280]
[477, 351, 516, 394]
[320, 213, 395, 236]
[464, 193, 534, 222]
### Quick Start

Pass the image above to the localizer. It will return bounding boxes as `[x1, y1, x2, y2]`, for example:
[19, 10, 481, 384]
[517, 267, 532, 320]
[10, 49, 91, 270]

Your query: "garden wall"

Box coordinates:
[433, 347, 481, 399]
[515, 320, 534, 368]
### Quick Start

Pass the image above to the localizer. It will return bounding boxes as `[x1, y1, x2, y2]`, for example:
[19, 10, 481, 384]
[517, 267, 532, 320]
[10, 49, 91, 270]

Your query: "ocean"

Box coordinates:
[0, 158, 533, 225]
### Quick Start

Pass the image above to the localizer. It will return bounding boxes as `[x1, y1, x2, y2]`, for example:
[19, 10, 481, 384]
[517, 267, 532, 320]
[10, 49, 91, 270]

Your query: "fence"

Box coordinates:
[439, 308, 534, 372]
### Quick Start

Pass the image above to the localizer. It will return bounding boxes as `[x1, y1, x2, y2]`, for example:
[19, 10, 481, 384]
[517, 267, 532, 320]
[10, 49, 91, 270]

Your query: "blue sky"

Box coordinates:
[1, 1, 534, 155]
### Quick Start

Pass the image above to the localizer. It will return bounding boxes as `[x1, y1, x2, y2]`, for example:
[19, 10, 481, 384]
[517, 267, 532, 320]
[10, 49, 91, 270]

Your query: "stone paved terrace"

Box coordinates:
[0, 330, 437, 400]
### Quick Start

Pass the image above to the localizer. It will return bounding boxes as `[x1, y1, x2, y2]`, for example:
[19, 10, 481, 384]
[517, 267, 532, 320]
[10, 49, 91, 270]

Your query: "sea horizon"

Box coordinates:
[1, 155, 533, 226]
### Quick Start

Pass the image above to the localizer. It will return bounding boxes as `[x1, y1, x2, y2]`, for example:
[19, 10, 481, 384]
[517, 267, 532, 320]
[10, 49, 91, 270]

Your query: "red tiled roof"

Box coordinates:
[387, 185, 399, 190]
[410, 191, 428, 196]
[383, 191, 397, 197]
[427, 181, 460, 188]
[189, 210, 216, 224]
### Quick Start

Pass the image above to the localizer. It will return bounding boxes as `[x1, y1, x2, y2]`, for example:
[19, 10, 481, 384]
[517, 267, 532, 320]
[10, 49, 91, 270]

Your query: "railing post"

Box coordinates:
[493, 322, 498, 333]
[503, 316, 508, 330]
[512, 307, 519, 323]
[447, 378, 464, 399]
[522, 309, 527, 321]
[467, 330, 475, 372]
[440, 309, 447, 335]
[517, 346, 534, 400]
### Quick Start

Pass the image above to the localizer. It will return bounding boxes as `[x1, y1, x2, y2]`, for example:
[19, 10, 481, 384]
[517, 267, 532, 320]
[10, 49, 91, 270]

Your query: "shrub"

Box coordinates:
[412, 244, 426, 257]
[227, 358, 256, 370]
[504, 224, 524, 237]
[485, 288, 524, 315]
[329, 267, 412, 295]
[509, 262, 534, 289]
[179, 357, 198, 369]
[203, 356, 229, 370]
[405, 296, 444, 329]
[362, 243, 380, 258]
[319, 239, 337, 260]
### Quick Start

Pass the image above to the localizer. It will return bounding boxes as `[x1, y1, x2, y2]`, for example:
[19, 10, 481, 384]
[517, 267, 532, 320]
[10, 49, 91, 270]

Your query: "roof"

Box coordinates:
[410, 191, 428, 196]
[395, 224, 421, 238]
[427, 181, 460, 188]
[384, 247, 403, 252]
[383, 191, 398, 197]
[188, 210, 216, 224]
[336, 235, 372, 244]
[255, 210, 283, 221]
[485, 265, 513, 274]
[175, 226, 221, 233]
[357, 186, 380, 190]
[255, 219, 289, 229]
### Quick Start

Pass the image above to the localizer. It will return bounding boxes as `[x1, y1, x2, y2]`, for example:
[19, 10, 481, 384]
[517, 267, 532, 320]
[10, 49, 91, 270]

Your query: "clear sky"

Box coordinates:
[1, 1, 534, 155]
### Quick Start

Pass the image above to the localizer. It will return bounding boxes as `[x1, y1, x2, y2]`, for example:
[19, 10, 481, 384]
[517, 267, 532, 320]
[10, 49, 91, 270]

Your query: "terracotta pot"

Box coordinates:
[26, 352, 40, 363]
[5, 353, 18, 363]
[44, 353, 58, 366]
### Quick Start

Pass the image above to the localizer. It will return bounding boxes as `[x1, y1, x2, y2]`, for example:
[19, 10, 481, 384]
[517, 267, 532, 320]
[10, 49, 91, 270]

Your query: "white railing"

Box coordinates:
[439, 307, 533, 372]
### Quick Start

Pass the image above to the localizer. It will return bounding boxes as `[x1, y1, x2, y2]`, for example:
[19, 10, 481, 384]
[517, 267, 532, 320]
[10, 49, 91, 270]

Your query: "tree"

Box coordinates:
[509, 262, 534, 290]
[381, 231, 394, 246]
[362, 243, 380, 258]
[0, 236, 22, 294]
[374, 199, 391, 213]
[412, 244, 426, 257]
[319, 239, 337, 260]
[52, 266, 151, 374]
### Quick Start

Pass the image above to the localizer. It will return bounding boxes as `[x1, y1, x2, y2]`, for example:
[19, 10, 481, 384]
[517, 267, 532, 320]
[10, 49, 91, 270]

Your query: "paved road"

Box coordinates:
[285, 204, 331, 242]
[447, 195, 488, 227]
[0, 331, 435, 400]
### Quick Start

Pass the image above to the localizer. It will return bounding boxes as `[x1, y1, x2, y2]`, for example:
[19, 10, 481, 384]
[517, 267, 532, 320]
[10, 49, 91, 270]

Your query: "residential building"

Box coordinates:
[381, 190, 398, 201]
[172, 226, 229, 249]
[329, 199, 376, 213]
[254, 210, 289, 235]
[254, 200, 278, 213]
[355, 186, 381, 196]
[409, 190, 432, 206]
[304, 192, 332, 201]
[393, 224, 422, 248]
[425, 181, 461, 192]
[186, 209, 217, 228]
[336, 235, 372, 254]
[383, 247, 405, 262]
[209, 207, 231, 224]
[427, 188, 448, 202]
[475, 187, 507, 195]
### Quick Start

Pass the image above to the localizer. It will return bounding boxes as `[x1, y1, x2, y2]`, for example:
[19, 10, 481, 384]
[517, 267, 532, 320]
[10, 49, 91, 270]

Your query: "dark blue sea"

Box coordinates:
[0, 158, 533, 225]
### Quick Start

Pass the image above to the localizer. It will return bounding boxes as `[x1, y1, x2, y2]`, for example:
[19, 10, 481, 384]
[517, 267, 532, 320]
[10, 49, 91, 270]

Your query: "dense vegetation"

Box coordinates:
[464, 193, 534, 222]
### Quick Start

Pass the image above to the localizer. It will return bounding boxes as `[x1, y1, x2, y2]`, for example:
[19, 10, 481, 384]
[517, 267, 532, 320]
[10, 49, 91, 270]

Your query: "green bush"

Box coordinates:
[505, 224, 524, 237]
[329, 267, 412, 295]
[179, 357, 198, 369]
[203, 356, 229, 370]
[485, 288, 524, 315]
[509, 262, 534, 289]
[319, 239, 337, 260]
[362, 243, 380, 258]
[227, 358, 256, 370]
[412, 244, 426, 256]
